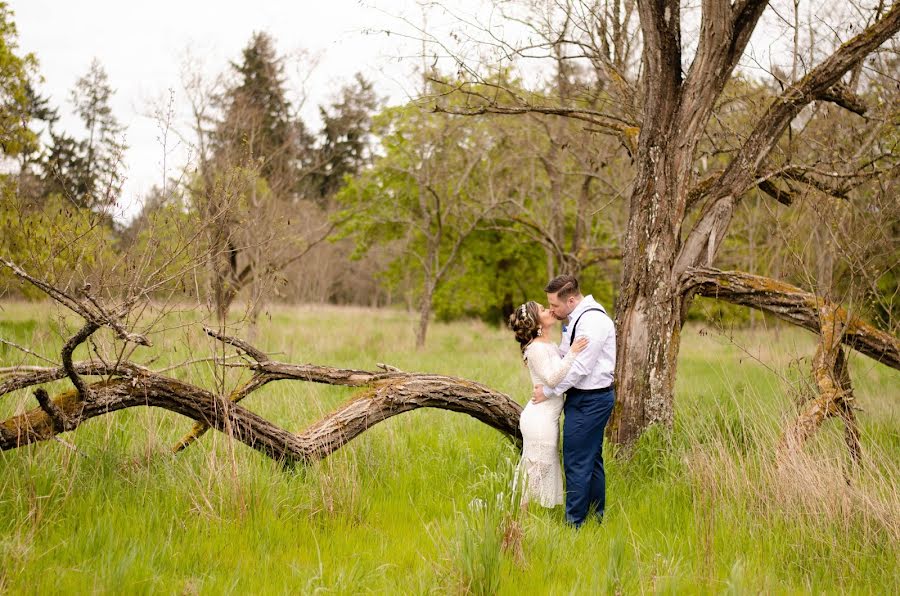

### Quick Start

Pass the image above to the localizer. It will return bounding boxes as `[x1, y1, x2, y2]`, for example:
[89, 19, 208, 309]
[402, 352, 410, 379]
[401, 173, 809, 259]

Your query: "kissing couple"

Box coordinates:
[508, 274, 617, 528]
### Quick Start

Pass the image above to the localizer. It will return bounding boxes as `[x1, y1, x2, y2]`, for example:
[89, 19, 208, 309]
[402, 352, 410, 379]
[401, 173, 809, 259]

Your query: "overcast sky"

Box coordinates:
[9, 0, 454, 220]
[9, 1, 869, 222]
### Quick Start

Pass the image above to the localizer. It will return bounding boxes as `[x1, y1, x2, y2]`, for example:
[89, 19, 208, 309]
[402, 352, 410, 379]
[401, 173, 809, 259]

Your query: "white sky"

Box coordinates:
[9, 0, 451, 220]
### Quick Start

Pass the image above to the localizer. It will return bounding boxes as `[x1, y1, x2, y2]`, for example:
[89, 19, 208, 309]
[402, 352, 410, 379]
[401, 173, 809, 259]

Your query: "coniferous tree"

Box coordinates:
[41, 59, 126, 210]
[312, 74, 378, 201]
[214, 32, 302, 197]
[0, 1, 39, 160]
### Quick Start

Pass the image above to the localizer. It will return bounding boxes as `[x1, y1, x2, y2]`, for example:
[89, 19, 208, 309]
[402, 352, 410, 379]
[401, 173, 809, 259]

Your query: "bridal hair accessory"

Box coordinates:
[537, 328, 543, 336]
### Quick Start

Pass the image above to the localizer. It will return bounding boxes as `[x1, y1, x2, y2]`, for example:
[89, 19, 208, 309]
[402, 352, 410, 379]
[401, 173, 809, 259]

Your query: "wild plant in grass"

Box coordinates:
[446, 457, 523, 594]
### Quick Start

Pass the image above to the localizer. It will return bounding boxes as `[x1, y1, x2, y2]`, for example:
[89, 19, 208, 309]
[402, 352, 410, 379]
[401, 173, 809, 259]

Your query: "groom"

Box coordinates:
[532, 274, 616, 527]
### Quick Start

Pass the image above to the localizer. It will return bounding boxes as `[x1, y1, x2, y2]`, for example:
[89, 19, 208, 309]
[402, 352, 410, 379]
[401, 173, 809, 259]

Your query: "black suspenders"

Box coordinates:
[568, 307, 607, 345]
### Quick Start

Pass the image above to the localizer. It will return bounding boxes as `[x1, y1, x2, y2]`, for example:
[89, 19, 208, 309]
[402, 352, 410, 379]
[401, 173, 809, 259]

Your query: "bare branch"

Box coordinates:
[0, 260, 151, 347]
[60, 322, 100, 401]
[203, 326, 269, 363]
[681, 267, 900, 372]
[817, 81, 868, 116]
[431, 103, 639, 155]
[0, 361, 150, 398]
[756, 179, 796, 206]
[0, 337, 57, 366]
[0, 258, 91, 319]
[34, 388, 68, 434]
[676, 4, 900, 275]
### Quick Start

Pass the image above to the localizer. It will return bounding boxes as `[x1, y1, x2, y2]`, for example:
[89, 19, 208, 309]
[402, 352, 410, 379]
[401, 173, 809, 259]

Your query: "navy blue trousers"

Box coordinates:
[562, 386, 615, 527]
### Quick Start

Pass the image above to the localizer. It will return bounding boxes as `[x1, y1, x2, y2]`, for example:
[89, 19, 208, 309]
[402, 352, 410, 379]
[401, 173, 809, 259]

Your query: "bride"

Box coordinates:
[508, 301, 588, 508]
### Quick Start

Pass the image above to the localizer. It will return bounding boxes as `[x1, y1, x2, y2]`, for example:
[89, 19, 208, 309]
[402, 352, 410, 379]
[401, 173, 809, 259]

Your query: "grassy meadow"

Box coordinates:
[0, 301, 898, 594]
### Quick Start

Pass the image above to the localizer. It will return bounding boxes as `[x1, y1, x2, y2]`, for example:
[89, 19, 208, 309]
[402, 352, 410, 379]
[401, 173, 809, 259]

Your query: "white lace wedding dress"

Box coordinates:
[516, 341, 578, 508]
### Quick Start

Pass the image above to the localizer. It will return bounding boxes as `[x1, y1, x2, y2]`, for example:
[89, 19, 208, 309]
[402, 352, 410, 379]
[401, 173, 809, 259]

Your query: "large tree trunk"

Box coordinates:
[608, 0, 693, 444]
[611, 145, 688, 441]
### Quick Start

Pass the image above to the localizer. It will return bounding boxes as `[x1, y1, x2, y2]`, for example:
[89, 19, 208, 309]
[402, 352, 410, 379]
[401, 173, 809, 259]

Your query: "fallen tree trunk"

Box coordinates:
[0, 258, 523, 466]
[0, 362, 523, 465]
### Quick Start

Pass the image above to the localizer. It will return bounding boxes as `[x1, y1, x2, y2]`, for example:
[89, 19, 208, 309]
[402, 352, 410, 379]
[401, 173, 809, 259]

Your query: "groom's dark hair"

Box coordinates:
[544, 274, 580, 300]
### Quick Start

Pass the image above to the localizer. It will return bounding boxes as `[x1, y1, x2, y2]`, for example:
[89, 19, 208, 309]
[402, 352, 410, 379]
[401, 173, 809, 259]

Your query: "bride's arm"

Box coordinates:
[529, 345, 580, 388]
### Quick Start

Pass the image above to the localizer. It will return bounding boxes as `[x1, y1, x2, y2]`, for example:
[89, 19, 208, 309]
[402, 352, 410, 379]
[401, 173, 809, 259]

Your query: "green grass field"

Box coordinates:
[1, 302, 898, 594]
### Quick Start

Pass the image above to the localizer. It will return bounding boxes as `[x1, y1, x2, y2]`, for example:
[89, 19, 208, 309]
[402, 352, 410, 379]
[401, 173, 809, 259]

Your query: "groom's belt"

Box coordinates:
[567, 384, 614, 394]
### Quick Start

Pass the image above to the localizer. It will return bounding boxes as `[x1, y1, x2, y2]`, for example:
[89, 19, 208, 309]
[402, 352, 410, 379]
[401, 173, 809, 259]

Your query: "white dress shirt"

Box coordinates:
[542, 295, 616, 398]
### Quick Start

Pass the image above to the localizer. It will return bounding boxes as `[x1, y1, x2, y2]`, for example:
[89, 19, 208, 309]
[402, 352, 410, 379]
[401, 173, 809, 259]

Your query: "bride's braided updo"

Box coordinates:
[508, 301, 542, 354]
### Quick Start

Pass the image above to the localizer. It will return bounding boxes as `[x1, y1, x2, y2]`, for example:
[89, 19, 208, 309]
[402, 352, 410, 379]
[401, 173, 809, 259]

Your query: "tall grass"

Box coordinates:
[0, 302, 897, 593]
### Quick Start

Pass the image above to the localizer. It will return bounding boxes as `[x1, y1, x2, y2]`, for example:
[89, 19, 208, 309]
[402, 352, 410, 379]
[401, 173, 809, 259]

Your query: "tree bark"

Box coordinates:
[608, 0, 775, 444]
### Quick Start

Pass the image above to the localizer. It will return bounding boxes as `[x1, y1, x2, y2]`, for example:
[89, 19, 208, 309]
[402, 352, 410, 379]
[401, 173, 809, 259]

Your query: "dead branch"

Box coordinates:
[33, 388, 67, 434]
[431, 103, 639, 156]
[0, 259, 151, 347]
[171, 348, 420, 452]
[0, 361, 149, 398]
[756, 179, 795, 206]
[0, 337, 57, 366]
[817, 81, 868, 116]
[203, 326, 270, 362]
[1, 235, 522, 468]
[60, 321, 100, 401]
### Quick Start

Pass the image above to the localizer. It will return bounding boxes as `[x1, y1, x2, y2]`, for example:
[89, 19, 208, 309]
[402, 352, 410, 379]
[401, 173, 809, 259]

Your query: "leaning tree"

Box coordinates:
[418, 0, 900, 447]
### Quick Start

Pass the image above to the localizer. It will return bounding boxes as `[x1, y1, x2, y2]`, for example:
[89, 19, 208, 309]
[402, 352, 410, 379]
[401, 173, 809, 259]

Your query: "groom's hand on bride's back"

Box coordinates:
[532, 384, 547, 404]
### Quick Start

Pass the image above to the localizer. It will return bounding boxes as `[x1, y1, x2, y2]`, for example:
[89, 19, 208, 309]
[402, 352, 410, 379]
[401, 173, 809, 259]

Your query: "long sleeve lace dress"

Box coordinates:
[516, 341, 578, 507]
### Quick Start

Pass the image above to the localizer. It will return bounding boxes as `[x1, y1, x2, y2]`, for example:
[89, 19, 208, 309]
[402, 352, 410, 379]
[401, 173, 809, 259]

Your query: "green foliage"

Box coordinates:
[432, 231, 546, 324]
[0, 1, 39, 158]
[0, 186, 116, 298]
[336, 99, 510, 340]
[446, 462, 517, 595]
